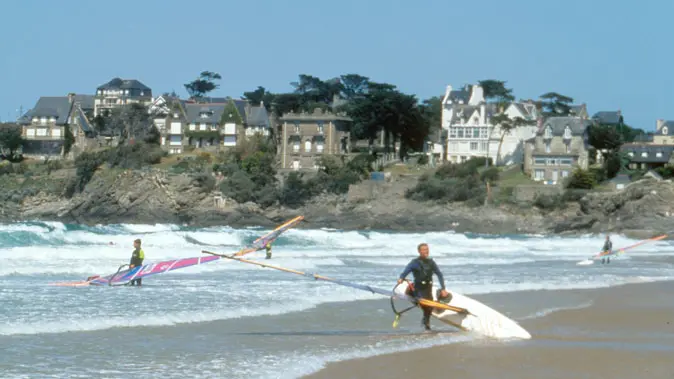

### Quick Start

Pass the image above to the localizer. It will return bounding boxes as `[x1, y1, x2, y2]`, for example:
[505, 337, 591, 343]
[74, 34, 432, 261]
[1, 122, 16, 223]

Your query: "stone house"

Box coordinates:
[17, 94, 95, 158]
[149, 96, 271, 154]
[278, 108, 352, 170]
[523, 116, 591, 183]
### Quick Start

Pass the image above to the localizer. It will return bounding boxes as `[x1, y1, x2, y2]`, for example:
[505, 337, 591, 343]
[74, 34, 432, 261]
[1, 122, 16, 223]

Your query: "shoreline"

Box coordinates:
[303, 279, 674, 379]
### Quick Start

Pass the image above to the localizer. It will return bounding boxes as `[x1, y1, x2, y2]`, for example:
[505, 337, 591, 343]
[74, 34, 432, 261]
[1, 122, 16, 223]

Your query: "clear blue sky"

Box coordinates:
[1, 0, 672, 131]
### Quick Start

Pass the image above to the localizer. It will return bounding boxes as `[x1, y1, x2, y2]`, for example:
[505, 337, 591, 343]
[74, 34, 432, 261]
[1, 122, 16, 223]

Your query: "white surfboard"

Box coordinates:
[393, 283, 531, 340]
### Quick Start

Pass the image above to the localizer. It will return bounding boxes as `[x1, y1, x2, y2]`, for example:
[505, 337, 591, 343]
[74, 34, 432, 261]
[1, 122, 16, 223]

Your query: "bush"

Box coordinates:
[533, 193, 564, 210]
[405, 158, 494, 203]
[566, 168, 596, 190]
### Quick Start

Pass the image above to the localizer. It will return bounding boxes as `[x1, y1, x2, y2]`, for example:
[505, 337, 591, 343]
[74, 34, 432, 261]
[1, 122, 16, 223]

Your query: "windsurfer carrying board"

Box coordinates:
[397, 243, 450, 331]
[601, 235, 613, 264]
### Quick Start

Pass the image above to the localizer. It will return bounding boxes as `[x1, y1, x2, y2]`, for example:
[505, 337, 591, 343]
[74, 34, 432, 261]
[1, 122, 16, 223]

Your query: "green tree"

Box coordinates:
[566, 168, 596, 189]
[478, 79, 515, 105]
[540, 92, 574, 116]
[588, 124, 623, 152]
[184, 71, 222, 101]
[0, 123, 25, 160]
[221, 100, 244, 124]
[63, 125, 75, 156]
[489, 114, 532, 166]
[242, 86, 275, 111]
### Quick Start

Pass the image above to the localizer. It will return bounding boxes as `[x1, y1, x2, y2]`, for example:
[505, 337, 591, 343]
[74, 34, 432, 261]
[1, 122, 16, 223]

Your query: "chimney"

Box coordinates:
[68, 92, 75, 104]
[480, 103, 486, 125]
[657, 119, 665, 131]
[443, 85, 453, 104]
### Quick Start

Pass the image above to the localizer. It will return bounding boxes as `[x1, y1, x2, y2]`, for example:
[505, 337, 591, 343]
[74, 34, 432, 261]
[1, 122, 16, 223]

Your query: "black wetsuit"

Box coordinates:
[601, 240, 612, 264]
[399, 257, 446, 329]
[129, 248, 144, 286]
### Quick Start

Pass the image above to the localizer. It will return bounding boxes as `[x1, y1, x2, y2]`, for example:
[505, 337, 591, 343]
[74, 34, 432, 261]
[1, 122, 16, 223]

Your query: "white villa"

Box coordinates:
[441, 84, 539, 165]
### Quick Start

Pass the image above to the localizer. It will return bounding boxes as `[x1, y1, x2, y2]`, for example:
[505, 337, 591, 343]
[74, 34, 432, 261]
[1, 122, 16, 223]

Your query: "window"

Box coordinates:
[656, 152, 663, 158]
[547, 158, 558, 166]
[563, 126, 572, 139]
[449, 128, 457, 138]
[317, 121, 324, 134]
[223, 136, 236, 146]
[189, 123, 196, 131]
[293, 143, 300, 152]
[545, 142, 551, 153]
[562, 170, 569, 178]
[565, 143, 570, 153]
[534, 158, 546, 165]
[480, 142, 488, 151]
[544, 126, 552, 139]
[480, 127, 488, 138]
[304, 140, 312, 152]
[473, 117, 479, 124]
[457, 128, 464, 138]
[534, 169, 545, 180]
[473, 128, 480, 138]
[628, 152, 634, 157]
[200, 112, 210, 119]
[292, 160, 300, 170]
[641, 152, 648, 158]
[560, 158, 572, 165]
[294, 122, 300, 133]
[663, 126, 669, 135]
[470, 142, 478, 151]
[316, 143, 324, 153]
[200, 123, 207, 131]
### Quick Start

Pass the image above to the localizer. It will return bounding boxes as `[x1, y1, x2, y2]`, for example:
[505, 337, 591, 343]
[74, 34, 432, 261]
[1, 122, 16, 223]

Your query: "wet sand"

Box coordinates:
[305, 280, 674, 379]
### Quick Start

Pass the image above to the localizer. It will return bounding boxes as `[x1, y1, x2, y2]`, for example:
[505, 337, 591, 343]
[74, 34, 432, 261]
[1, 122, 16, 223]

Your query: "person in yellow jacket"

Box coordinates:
[265, 242, 272, 259]
[129, 238, 145, 286]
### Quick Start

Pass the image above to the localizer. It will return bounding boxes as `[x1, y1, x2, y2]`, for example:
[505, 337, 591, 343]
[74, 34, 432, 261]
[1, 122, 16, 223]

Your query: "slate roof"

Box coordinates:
[75, 106, 92, 133]
[451, 103, 498, 123]
[657, 120, 674, 136]
[592, 111, 623, 125]
[446, 87, 470, 104]
[537, 116, 590, 137]
[97, 77, 151, 92]
[19, 97, 73, 125]
[620, 144, 674, 163]
[72, 95, 94, 110]
[184, 104, 226, 124]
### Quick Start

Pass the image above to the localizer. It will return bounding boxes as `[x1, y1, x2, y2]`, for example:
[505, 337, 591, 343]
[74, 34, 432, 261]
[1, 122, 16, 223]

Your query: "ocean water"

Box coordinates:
[1, 222, 674, 378]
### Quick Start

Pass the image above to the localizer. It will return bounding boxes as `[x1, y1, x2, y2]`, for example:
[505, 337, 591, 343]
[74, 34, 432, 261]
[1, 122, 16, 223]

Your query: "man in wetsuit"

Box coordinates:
[129, 238, 145, 286]
[397, 243, 449, 331]
[265, 242, 272, 259]
[601, 235, 612, 264]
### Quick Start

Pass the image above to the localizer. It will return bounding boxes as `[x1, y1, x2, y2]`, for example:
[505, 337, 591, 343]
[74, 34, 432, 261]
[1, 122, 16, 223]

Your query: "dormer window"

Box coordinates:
[663, 126, 669, 135]
[200, 111, 212, 119]
[294, 121, 300, 133]
[563, 126, 572, 139]
[544, 125, 552, 139]
[473, 117, 479, 124]
[317, 121, 324, 134]
[641, 152, 648, 158]
[656, 151, 663, 158]
[628, 152, 634, 157]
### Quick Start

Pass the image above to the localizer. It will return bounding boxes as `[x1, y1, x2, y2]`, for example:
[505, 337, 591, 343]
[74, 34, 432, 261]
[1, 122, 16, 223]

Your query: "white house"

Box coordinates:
[442, 83, 539, 165]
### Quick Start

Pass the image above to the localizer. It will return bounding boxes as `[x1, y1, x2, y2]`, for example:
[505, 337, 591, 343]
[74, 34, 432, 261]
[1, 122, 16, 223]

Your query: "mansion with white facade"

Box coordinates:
[441, 84, 539, 165]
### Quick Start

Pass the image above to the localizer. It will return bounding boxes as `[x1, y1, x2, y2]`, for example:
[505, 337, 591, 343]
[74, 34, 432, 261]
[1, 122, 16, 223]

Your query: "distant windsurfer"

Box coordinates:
[397, 243, 449, 331]
[601, 235, 612, 264]
[129, 238, 145, 286]
[265, 242, 272, 259]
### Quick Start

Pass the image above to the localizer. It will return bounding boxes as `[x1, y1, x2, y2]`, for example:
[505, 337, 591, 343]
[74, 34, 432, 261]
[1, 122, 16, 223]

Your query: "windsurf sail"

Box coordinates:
[201, 249, 470, 315]
[50, 216, 304, 287]
[577, 234, 667, 265]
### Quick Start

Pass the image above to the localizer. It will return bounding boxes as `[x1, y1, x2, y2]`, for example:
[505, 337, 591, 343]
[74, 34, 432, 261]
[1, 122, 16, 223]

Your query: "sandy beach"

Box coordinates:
[305, 280, 674, 379]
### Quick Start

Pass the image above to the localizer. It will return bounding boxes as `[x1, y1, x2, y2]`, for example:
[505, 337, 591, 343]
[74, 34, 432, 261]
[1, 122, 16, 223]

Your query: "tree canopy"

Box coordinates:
[184, 71, 222, 101]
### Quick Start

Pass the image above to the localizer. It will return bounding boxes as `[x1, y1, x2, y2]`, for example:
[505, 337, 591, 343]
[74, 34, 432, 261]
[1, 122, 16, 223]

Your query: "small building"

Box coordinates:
[94, 77, 152, 117]
[523, 116, 591, 183]
[620, 143, 674, 171]
[278, 108, 351, 170]
[609, 174, 631, 191]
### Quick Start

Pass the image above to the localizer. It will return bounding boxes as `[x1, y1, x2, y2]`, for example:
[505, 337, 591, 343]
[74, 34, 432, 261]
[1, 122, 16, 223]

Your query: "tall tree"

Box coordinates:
[98, 104, 156, 145]
[539, 92, 574, 116]
[0, 123, 24, 160]
[491, 114, 533, 165]
[242, 86, 275, 111]
[184, 71, 222, 101]
[339, 74, 370, 101]
[478, 80, 515, 105]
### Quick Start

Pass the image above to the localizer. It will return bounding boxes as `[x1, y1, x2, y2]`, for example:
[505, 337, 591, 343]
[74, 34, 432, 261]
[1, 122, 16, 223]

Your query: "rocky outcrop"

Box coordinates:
[3, 169, 674, 239]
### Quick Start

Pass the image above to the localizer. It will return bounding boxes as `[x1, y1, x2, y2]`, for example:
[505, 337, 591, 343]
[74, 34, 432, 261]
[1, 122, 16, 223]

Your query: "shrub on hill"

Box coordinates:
[64, 142, 167, 198]
[405, 158, 497, 205]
